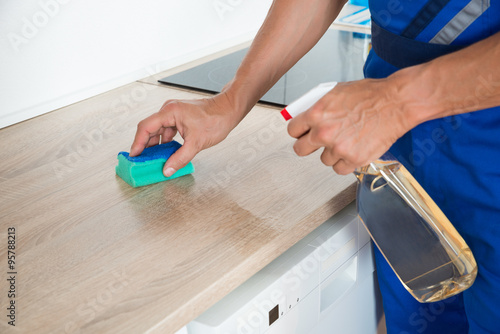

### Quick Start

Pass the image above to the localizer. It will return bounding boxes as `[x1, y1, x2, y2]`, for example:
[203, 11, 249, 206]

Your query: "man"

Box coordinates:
[131, 1, 500, 332]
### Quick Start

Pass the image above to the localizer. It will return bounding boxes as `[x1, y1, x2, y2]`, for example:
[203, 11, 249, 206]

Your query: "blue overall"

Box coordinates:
[364, 1, 500, 333]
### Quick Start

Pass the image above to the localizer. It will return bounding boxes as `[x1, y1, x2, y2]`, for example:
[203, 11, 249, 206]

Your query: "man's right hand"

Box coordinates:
[130, 93, 240, 177]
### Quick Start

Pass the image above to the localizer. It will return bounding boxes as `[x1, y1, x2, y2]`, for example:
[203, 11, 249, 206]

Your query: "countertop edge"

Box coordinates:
[154, 183, 357, 333]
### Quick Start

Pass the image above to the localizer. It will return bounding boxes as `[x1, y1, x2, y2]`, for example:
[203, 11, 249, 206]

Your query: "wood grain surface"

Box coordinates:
[0, 81, 356, 334]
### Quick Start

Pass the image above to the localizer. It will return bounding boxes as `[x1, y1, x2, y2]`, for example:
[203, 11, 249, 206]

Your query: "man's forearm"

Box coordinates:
[391, 31, 500, 128]
[222, 0, 347, 118]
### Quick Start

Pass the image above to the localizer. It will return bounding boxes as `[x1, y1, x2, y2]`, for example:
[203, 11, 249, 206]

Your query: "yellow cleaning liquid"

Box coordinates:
[355, 155, 477, 302]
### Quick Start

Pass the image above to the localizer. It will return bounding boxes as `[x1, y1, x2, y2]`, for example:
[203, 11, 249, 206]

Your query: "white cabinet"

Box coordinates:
[186, 202, 383, 334]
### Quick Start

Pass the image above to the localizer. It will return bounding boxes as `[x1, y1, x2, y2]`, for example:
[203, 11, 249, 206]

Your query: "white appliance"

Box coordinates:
[184, 202, 384, 334]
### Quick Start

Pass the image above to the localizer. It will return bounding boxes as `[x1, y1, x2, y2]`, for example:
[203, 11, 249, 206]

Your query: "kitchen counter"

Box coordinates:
[0, 69, 356, 333]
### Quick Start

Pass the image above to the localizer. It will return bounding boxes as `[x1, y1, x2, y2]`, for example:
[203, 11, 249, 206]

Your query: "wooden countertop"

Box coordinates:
[0, 75, 356, 333]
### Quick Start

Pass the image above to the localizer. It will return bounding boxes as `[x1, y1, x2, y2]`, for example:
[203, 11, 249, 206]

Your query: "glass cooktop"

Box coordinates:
[159, 29, 368, 107]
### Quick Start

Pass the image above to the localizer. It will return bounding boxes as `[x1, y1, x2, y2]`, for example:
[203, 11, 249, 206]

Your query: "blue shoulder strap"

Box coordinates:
[401, 0, 451, 39]
[371, 0, 491, 68]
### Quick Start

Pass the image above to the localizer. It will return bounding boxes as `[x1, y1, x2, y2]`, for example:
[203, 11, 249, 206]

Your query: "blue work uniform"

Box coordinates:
[364, 0, 500, 333]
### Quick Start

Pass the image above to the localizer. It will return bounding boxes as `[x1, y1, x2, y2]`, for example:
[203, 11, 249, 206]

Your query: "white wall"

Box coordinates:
[0, 0, 272, 128]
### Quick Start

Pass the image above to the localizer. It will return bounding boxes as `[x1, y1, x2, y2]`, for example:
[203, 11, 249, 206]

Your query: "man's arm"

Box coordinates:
[130, 0, 347, 177]
[222, 0, 347, 116]
[288, 31, 500, 175]
[396, 31, 500, 125]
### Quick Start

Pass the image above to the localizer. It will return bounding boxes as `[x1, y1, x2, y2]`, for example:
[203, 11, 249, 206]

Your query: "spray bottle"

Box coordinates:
[281, 82, 477, 302]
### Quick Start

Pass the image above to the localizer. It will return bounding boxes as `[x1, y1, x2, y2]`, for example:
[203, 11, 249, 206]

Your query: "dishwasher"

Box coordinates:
[177, 202, 384, 334]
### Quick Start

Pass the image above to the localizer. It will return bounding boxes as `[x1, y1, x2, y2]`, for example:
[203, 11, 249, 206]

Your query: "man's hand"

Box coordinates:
[130, 93, 240, 177]
[287, 79, 412, 175]
[287, 29, 500, 176]
[129, 0, 348, 177]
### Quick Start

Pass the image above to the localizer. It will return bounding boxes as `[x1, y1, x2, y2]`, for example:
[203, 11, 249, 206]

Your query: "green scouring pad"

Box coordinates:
[115, 140, 194, 187]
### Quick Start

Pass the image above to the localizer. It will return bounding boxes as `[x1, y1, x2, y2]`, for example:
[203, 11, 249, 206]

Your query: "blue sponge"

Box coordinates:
[115, 140, 194, 187]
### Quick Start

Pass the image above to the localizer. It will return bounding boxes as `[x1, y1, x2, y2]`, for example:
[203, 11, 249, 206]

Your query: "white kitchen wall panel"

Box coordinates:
[0, 0, 272, 128]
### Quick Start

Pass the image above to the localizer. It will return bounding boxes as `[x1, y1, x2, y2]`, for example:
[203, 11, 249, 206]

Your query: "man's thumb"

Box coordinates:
[163, 144, 197, 177]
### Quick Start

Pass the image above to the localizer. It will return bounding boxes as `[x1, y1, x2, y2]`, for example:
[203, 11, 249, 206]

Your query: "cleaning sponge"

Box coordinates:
[115, 140, 194, 187]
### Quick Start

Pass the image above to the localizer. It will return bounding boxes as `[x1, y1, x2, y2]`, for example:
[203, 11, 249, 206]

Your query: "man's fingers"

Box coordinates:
[138, 127, 178, 154]
[332, 159, 355, 175]
[320, 147, 339, 167]
[161, 127, 178, 144]
[130, 111, 177, 156]
[130, 116, 161, 156]
[143, 135, 157, 148]
[287, 111, 311, 139]
[130, 134, 151, 157]
[292, 132, 320, 157]
[163, 142, 198, 177]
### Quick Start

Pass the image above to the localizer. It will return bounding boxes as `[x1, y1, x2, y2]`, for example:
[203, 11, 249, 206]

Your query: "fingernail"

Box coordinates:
[164, 167, 176, 177]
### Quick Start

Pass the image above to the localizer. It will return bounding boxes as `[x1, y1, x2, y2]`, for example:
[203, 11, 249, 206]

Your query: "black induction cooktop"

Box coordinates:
[159, 29, 367, 107]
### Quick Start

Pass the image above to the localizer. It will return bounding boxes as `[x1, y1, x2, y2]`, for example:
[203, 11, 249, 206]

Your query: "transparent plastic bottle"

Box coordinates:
[281, 82, 478, 302]
[355, 153, 477, 302]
